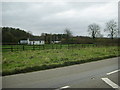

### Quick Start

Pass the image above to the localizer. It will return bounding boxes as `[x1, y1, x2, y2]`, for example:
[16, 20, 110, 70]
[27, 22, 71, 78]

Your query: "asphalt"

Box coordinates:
[2, 57, 119, 89]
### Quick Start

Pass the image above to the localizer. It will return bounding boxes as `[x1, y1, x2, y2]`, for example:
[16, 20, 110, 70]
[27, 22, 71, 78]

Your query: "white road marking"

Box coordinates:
[60, 86, 70, 89]
[107, 69, 120, 75]
[55, 86, 70, 90]
[101, 78, 120, 89]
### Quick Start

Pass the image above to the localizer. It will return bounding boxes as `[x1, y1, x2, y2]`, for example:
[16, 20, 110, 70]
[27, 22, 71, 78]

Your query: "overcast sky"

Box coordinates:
[2, 0, 118, 37]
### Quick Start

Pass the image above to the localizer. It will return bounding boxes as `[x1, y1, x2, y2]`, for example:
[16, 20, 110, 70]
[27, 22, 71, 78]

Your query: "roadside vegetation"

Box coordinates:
[2, 45, 119, 76]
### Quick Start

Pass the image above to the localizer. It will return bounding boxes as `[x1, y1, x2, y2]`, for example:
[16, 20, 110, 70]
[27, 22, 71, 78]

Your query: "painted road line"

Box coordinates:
[107, 69, 120, 75]
[101, 78, 120, 89]
[60, 86, 70, 89]
[55, 86, 70, 90]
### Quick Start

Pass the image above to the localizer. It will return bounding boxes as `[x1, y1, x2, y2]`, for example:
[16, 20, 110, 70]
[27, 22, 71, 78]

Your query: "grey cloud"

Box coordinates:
[2, 2, 118, 36]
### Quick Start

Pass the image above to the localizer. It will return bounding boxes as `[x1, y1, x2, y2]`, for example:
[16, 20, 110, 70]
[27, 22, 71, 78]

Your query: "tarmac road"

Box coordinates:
[2, 57, 120, 89]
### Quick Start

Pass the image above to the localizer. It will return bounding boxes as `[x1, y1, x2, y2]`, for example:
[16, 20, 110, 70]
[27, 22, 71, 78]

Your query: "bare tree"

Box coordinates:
[64, 28, 73, 37]
[88, 23, 101, 39]
[104, 20, 118, 39]
[64, 28, 73, 44]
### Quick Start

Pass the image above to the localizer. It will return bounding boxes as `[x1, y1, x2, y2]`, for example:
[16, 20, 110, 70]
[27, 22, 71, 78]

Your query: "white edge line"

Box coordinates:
[60, 86, 70, 89]
[101, 78, 120, 89]
[2, 0, 118, 2]
[107, 69, 120, 75]
[55, 86, 70, 90]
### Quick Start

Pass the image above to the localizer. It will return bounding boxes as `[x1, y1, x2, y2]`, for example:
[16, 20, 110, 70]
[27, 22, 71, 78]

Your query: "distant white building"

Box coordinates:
[20, 38, 45, 45]
[51, 40, 61, 44]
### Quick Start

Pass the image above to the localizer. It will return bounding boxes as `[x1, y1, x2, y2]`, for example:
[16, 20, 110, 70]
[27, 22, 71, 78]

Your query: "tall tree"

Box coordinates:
[64, 28, 73, 38]
[64, 28, 73, 44]
[104, 20, 118, 39]
[88, 23, 101, 39]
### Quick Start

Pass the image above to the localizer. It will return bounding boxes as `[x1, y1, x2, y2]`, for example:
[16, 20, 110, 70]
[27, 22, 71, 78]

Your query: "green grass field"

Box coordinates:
[2, 45, 119, 76]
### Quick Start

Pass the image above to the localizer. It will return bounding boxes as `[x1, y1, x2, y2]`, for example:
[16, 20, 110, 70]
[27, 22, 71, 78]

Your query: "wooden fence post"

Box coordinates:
[33, 45, 35, 50]
[11, 46, 13, 52]
[56, 44, 57, 49]
[17, 45, 18, 51]
[39, 45, 40, 50]
[81, 44, 83, 48]
[43, 45, 45, 50]
[60, 44, 62, 49]
[23, 45, 24, 51]
[68, 44, 69, 49]
[52, 44, 54, 49]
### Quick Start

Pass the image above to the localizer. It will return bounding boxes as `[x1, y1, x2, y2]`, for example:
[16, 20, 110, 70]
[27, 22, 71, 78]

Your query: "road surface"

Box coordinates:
[2, 57, 120, 89]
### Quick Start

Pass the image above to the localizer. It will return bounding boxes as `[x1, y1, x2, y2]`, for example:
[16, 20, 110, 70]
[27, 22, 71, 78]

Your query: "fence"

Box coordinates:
[2, 44, 97, 52]
[2, 43, 116, 52]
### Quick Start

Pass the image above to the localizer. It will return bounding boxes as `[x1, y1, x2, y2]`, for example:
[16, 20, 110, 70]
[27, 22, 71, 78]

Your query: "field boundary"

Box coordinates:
[2, 43, 117, 52]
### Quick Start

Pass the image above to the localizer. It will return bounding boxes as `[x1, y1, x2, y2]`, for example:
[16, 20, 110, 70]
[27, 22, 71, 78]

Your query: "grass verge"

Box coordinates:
[2, 46, 119, 76]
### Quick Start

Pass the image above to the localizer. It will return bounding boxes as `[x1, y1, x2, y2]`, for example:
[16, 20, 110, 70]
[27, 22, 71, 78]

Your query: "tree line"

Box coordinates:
[2, 27, 33, 44]
[1, 19, 118, 45]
